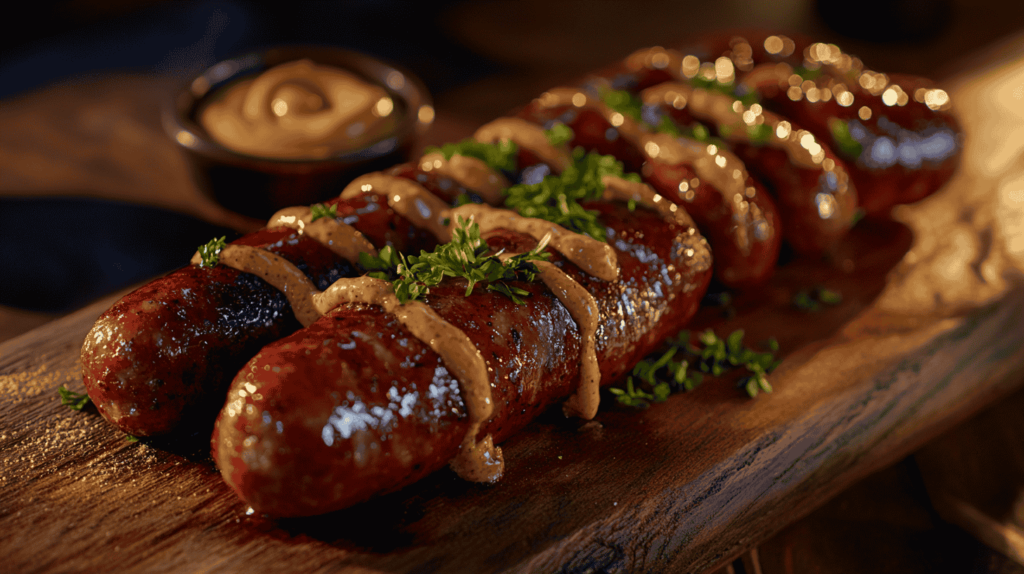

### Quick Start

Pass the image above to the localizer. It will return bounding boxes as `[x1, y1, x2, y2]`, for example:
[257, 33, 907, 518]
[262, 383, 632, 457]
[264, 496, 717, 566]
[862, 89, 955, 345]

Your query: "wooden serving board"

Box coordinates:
[3, 212, 1024, 573]
[5, 32, 1024, 574]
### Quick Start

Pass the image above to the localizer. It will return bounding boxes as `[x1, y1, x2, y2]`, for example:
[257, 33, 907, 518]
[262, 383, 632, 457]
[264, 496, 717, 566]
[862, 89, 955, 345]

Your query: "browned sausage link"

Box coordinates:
[638, 83, 856, 255]
[742, 67, 961, 216]
[386, 145, 567, 206]
[213, 201, 712, 517]
[682, 31, 962, 216]
[516, 90, 781, 287]
[81, 193, 438, 437]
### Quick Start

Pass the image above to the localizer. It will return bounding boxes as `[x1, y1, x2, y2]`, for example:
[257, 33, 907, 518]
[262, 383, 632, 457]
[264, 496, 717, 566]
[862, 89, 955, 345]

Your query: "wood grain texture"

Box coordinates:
[5, 25, 1024, 574]
[4, 224, 1024, 573]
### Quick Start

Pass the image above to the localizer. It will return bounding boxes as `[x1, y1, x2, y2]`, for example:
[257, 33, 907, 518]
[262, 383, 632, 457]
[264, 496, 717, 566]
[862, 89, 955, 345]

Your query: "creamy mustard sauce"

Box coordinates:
[315, 276, 503, 483]
[190, 245, 322, 326]
[641, 82, 831, 171]
[417, 152, 510, 205]
[197, 60, 738, 482]
[601, 175, 695, 226]
[474, 117, 573, 173]
[533, 260, 601, 420]
[198, 59, 396, 159]
[267, 206, 378, 262]
[449, 203, 619, 282]
[341, 173, 451, 239]
[533, 86, 757, 253]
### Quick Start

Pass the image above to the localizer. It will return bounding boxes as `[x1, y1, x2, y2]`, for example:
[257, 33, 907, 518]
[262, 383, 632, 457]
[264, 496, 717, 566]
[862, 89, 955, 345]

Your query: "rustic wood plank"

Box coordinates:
[4, 22, 1024, 574]
[4, 222, 1024, 573]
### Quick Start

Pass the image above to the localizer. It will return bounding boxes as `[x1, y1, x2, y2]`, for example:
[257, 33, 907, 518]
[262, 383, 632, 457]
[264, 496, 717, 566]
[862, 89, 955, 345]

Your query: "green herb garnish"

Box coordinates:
[125, 435, 139, 443]
[611, 328, 780, 406]
[58, 385, 90, 411]
[828, 118, 863, 159]
[359, 217, 549, 304]
[544, 123, 574, 146]
[792, 286, 843, 312]
[197, 236, 227, 268]
[503, 148, 640, 241]
[310, 203, 338, 222]
[425, 138, 518, 173]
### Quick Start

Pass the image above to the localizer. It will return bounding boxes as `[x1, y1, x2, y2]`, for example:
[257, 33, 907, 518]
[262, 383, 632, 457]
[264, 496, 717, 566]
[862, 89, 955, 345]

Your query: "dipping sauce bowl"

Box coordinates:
[164, 46, 433, 218]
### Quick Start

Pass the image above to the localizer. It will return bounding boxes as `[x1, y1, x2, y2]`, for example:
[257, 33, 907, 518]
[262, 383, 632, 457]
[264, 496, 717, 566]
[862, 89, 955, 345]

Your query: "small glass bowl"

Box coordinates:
[164, 45, 433, 219]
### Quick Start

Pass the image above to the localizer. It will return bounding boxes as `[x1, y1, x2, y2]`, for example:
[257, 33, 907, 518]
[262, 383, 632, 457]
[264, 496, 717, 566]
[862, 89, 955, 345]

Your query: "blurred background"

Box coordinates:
[1, 1, 1024, 572]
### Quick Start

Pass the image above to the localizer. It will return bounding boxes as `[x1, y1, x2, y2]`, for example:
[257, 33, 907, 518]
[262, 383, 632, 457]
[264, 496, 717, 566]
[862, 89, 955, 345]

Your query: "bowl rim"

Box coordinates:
[162, 44, 432, 167]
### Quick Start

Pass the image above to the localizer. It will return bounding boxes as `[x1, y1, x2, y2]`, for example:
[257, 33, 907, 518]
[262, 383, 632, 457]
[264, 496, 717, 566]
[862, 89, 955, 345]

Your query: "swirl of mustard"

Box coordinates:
[199, 59, 396, 159]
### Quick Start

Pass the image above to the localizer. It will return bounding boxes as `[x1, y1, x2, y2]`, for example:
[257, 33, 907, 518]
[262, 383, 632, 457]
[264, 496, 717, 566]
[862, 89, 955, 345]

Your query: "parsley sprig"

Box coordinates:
[359, 217, 550, 304]
[310, 203, 338, 222]
[58, 385, 91, 410]
[197, 236, 227, 268]
[503, 148, 640, 241]
[611, 328, 780, 407]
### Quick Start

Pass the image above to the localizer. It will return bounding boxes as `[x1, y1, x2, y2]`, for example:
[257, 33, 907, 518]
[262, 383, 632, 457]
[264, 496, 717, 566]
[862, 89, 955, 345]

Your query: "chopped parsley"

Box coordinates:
[310, 203, 338, 222]
[828, 118, 863, 160]
[58, 385, 90, 410]
[197, 236, 227, 268]
[425, 138, 518, 173]
[611, 328, 780, 406]
[359, 217, 549, 304]
[503, 147, 640, 241]
[792, 286, 843, 312]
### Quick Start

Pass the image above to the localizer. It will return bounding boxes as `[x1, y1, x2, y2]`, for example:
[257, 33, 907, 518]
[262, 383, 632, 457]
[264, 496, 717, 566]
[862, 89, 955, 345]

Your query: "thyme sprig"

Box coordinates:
[58, 385, 91, 411]
[359, 217, 550, 304]
[611, 328, 780, 407]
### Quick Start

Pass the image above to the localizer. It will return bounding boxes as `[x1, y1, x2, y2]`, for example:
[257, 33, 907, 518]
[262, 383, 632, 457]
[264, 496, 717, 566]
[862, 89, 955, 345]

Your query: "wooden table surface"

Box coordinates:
[4, 5, 1024, 573]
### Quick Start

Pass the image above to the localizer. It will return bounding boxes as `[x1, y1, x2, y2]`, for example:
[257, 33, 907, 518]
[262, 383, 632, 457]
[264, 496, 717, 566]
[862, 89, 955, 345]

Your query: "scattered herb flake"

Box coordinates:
[197, 236, 227, 268]
[58, 386, 90, 411]
[611, 328, 778, 407]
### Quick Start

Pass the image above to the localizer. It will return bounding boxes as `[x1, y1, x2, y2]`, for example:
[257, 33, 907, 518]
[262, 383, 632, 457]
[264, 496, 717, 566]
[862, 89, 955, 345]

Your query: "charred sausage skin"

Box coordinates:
[81, 193, 438, 436]
[213, 202, 712, 517]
